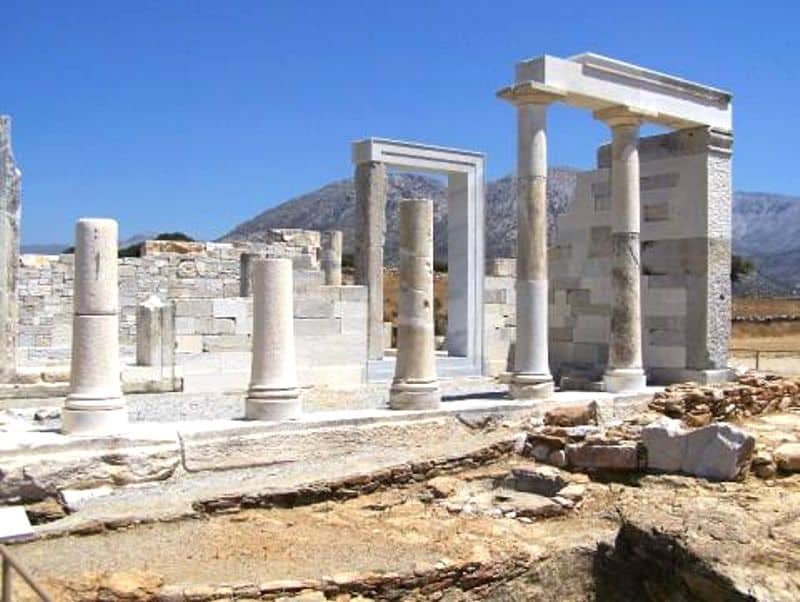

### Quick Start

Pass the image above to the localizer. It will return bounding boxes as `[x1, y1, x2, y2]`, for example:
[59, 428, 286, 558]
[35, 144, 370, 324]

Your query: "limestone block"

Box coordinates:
[73, 219, 119, 315]
[773, 443, 800, 472]
[136, 295, 175, 368]
[295, 298, 336, 319]
[566, 443, 640, 472]
[175, 335, 203, 354]
[174, 317, 197, 334]
[174, 299, 212, 318]
[294, 317, 341, 336]
[544, 402, 598, 427]
[645, 345, 686, 369]
[202, 334, 250, 352]
[510, 464, 567, 497]
[642, 418, 755, 480]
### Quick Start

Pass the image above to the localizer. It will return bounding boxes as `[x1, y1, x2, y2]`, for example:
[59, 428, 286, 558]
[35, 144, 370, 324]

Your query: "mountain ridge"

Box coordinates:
[221, 174, 800, 296]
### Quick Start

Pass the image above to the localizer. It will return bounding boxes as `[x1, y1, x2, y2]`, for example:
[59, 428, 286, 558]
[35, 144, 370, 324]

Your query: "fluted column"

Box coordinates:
[389, 199, 441, 410]
[246, 258, 301, 420]
[508, 102, 555, 399]
[63, 218, 126, 435]
[595, 107, 647, 393]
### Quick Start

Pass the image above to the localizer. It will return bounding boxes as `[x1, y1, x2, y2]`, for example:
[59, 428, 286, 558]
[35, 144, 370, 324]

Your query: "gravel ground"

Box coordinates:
[1, 377, 507, 427]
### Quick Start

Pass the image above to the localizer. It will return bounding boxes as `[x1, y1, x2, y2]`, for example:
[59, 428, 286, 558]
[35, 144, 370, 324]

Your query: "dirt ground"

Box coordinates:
[14, 459, 615, 599]
[733, 297, 800, 318]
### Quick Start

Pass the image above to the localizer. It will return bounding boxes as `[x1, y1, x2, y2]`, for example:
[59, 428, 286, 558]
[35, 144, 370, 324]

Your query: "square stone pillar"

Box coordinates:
[136, 295, 175, 368]
[354, 161, 387, 360]
[0, 116, 20, 383]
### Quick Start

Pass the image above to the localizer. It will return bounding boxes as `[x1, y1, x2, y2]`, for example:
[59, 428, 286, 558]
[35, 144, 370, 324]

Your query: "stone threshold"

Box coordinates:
[1, 389, 657, 514]
[2, 388, 658, 455]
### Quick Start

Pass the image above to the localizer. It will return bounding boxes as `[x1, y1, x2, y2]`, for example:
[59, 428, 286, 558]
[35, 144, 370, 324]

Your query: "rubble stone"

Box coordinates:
[642, 417, 755, 481]
[543, 402, 598, 427]
[774, 443, 800, 472]
[510, 464, 566, 497]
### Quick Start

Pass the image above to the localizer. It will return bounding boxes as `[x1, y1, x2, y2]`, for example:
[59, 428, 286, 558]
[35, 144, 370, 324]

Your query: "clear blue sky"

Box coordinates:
[4, 1, 799, 244]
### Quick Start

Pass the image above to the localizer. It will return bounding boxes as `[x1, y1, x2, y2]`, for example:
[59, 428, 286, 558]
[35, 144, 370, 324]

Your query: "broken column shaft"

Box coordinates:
[321, 230, 343, 286]
[246, 257, 301, 420]
[389, 199, 441, 410]
[62, 218, 127, 435]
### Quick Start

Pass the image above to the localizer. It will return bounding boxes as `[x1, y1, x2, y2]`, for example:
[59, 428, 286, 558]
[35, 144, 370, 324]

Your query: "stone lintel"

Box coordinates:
[496, 82, 567, 106]
[352, 138, 483, 175]
[512, 53, 732, 131]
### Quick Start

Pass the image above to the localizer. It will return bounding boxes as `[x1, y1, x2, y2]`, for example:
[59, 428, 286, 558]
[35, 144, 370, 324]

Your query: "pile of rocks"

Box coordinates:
[422, 464, 588, 523]
[649, 373, 800, 425]
[517, 404, 644, 473]
[517, 402, 761, 481]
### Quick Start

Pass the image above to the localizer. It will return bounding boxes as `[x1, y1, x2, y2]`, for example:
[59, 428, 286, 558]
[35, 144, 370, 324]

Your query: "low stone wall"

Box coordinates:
[483, 262, 516, 376]
[15, 230, 368, 387]
[17, 232, 321, 363]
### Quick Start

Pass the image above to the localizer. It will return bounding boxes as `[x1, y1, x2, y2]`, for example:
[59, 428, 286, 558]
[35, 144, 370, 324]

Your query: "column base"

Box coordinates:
[603, 368, 647, 393]
[389, 380, 441, 410]
[647, 367, 732, 386]
[509, 373, 554, 400]
[246, 387, 301, 421]
[61, 407, 128, 436]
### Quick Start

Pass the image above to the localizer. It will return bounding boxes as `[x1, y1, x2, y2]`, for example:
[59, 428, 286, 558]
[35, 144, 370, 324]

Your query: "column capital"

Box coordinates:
[593, 105, 656, 127]
[497, 81, 566, 106]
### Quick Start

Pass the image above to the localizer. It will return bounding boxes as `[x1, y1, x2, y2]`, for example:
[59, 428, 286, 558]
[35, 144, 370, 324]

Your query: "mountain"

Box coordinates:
[21, 232, 160, 255]
[220, 169, 579, 264]
[222, 176, 800, 296]
[731, 192, 800, 296]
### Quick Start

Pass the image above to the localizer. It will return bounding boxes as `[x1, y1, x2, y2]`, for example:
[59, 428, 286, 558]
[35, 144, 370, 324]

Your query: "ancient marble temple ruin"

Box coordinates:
[0, 52, 733, 429]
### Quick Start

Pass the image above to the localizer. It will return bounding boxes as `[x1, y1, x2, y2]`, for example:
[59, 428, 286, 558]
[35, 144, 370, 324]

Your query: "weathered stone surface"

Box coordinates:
[774, 443, 800, 472]
[544, 402, 598, 427]
[426, 476, 459, 499]
[390, 199, 440, 410]
[566, 442, 640, 472]
[510, 464, 567, 497]
[642, 417, 755, 480]
[596, 481, 800, 601]
[0, 116, 20, 383]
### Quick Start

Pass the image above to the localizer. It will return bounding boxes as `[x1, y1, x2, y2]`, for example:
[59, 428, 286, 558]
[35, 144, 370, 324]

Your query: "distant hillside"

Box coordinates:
[21, 232, 159, 255]
[220, 169, 579, 264]
[223, 177, 800, 295]
[732, 192, 800, 296]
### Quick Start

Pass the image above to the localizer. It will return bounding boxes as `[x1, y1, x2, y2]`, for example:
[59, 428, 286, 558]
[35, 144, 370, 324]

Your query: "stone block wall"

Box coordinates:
[550, 127, 732, 384]
[483, 261, 516, 376]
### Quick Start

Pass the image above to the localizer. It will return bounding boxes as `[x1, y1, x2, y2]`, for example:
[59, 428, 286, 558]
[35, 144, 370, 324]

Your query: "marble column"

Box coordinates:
[510, 102, 555, 399]
[246, 257, 301, 420]
[389, 199, 441, 410]
[354, 161, 387, 359]
[0, 116, 20, 383]
[63, 218, 126, 435]
[595, 107, 647, 393]
[320, 230, 342, 286]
